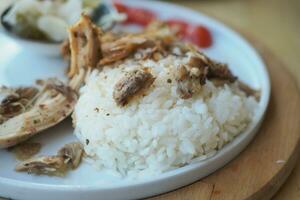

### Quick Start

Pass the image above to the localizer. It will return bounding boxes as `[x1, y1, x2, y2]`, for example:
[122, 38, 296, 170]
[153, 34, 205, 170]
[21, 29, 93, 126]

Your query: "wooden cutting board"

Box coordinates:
[149, 37, 300, 200]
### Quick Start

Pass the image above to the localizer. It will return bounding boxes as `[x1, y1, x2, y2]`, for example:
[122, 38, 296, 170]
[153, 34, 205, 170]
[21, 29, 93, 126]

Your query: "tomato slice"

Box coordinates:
[113, 2, 213, 48]
[126, 8, 156, 26]
[166, 19, 188, 37]
[185, 25, 212, 48]
[113, 1, 128, 13]
[113, 1, 156, 26]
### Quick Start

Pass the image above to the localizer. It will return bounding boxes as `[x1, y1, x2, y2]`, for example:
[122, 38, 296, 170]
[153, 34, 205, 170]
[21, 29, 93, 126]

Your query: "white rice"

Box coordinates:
[73, 49, 258, 178]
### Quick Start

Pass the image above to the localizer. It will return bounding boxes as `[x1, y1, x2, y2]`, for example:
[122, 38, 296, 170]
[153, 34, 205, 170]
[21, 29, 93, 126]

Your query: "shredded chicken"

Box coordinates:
[0, 79, 77, 148]
[60, 39, 71, 61]
[175, 48, 237, 99]
[15, 142, 84, 176]
[175, 64, 205, 99]
[58, 142, 83, 169]
[0, 87, 38, 124]
[238, 81, 261, 100]
[68, 14, 102, 78]
[98, 22, 175, 66]
[15, 156, 66, 176]
[0, 15, 107, 149]
[113, 69, 155, 106]
[188, 47, 237, 83]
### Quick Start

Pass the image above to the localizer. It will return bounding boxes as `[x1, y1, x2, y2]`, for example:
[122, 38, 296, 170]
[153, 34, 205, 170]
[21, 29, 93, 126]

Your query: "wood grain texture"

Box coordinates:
[148, 38, 300, 200]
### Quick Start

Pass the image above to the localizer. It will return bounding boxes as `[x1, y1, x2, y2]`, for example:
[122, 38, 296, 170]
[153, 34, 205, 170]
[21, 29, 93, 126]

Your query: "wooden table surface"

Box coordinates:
[0, 0, 299, 199]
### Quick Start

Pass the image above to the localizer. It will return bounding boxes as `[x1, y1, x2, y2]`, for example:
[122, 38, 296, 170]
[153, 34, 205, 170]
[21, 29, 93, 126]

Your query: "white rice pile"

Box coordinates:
[73, 49, 258, 178]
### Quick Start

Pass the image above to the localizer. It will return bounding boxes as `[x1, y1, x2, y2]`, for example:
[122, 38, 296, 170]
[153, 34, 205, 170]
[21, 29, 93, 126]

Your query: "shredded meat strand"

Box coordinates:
[113, 69, 155, 106]
[0, 87, 38, 124]
[68, 14, 102, 77]
[15, 142, 84, 176]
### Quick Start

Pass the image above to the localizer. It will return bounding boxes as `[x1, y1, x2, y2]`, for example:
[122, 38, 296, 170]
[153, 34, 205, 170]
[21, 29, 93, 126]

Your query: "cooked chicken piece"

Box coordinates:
[101, 31, 122, 43]
[175, 48, 237, 99]
[238, 81, 261, 100]
[68, 14, 102, 78]
[207, 62, 237, 83]
[188, 48, 237, 83]
[0, 79, 77, 148]
[99, 36, 145, 66]
[58, 142, 83, 169]
[15, 142, 84, 176]
[176, 65, 204, 99]
[98, 22, 175, 66]
[0, 87, 38, 124]
[15, 156, 66, 176]
[60, 39, 71, 61]
[113, 69, 155, 106]
[186, 56, 209, 85]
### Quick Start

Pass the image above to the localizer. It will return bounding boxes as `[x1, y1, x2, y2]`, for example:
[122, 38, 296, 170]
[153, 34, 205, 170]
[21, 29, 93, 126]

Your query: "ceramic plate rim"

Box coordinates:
[0, 0, 270, 196]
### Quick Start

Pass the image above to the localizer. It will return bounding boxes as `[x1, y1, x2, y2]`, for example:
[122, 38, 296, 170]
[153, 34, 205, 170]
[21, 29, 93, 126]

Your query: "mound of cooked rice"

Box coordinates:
[73, 48, 258, 177]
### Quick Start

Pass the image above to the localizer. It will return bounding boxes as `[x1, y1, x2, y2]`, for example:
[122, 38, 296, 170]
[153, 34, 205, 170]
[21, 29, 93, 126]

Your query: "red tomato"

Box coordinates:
[185, 25, 212, 48]
[166, 19, 188, 37]
[113, 1, 156, 26]
[113, 2, 213, 47]
[113, 1, 128, 13]
[126, 8, 156, 26]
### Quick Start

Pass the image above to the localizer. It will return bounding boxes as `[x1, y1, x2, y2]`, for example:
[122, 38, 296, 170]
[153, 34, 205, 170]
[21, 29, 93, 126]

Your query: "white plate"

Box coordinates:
[0, 0, 270, 200]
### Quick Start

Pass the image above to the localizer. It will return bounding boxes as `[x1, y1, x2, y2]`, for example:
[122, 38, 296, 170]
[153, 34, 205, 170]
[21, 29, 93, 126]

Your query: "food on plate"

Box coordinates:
[113, 1, 156, 26]
[0, 86, 39, 124]
[1, 10, 259, 178]
[15, 156, 67, 176]
[113, 1, 213, 48]
[57, 142, 84, 169]
[238, 81, 261, 100]
[9, 142, 41, 161]
[65, 16, 259, 177]
[0, 79, 77, 148]
[67, 14, 102, 77]
[15, 142, 83, 176]
[1, 0, 124, 42]
[113, 69, 155, 106]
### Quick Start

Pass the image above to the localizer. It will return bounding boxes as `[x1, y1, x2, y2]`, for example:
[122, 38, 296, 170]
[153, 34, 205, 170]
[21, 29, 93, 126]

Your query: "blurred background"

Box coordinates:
[0, 0, 299, 199]
[171, 0, 300, 88]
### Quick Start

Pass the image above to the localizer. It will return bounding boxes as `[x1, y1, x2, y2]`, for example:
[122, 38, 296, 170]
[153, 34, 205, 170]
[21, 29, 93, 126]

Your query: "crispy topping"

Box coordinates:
[113, 69, 155, 106]
[68, 14, 102, 77]
[57, 142, 83, 169]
